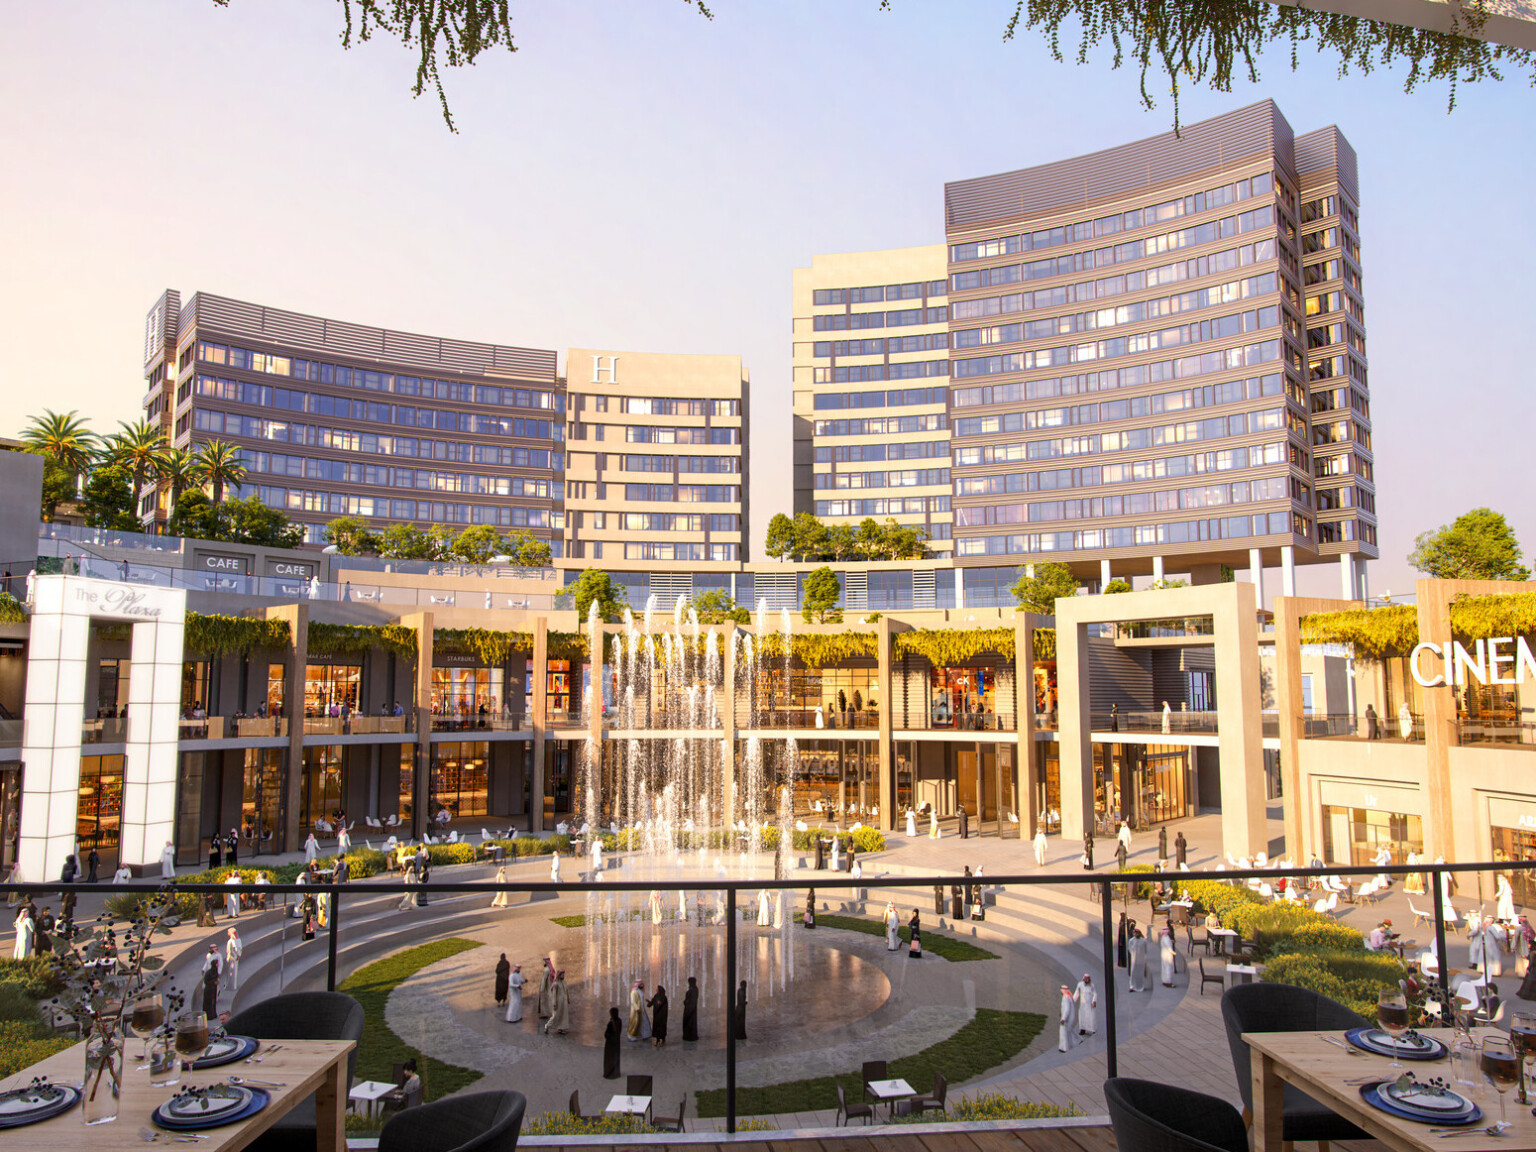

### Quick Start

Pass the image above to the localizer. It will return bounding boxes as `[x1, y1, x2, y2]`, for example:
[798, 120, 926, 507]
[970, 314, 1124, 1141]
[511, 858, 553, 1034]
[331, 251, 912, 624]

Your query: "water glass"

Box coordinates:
[1376, 988, 1409, 1068]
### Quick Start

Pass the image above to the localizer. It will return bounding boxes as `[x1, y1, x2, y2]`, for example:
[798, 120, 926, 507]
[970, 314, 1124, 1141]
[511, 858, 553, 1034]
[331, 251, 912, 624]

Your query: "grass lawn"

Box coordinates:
[337, 936, 484, 1101]
[695, 1007, 1044, 1116]
[814, 913, 998, 961]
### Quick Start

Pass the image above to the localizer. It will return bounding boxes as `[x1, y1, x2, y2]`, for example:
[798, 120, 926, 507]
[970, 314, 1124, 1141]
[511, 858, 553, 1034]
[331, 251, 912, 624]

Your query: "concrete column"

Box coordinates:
[586, 624, 604, 826]
[530, 617, 548, 833]
[1249, 547, 1265, 610]
[721, 627, 736, 825]
[1211, 582, 1266, 859]
[1014, 613, 1046, 834]
[876, 618, 894, 833]
[1356, 560, 1369, 604]
[1099, 559, 1112, 590]
[1056, 619, 1094, 843]
[729, 573, 737, 605]
[1280, 546, 1297, 597]
[1151, 556, 1165, 584]
[953, 569, 964, 610]
[266, 602, 307, 855]
[1339, 552, 1355, 600]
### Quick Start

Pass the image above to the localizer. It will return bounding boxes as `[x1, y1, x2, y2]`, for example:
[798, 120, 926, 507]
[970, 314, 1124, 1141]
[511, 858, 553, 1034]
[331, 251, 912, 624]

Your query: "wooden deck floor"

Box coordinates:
[537, 1124, 1118, 1152]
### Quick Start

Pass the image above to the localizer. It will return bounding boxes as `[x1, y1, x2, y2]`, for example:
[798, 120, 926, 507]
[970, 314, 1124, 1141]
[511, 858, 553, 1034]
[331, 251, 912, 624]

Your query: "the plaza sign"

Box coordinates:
[1410, 637, 1536, 687]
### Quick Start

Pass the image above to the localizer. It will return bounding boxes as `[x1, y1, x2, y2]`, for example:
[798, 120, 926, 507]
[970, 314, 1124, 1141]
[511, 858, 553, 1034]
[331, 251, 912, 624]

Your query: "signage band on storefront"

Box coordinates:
[1410, 636, 1536, 688]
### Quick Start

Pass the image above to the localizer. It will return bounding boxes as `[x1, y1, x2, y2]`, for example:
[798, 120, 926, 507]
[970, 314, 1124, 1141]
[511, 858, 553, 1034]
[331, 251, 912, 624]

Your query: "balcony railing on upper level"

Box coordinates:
[1457, 716, 1536, 749]
[430, 714, 527, 733]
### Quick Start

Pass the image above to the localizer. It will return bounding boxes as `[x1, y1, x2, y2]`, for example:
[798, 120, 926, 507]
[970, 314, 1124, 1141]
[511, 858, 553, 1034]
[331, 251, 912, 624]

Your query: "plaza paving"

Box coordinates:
[4, 803, 1528, 1138]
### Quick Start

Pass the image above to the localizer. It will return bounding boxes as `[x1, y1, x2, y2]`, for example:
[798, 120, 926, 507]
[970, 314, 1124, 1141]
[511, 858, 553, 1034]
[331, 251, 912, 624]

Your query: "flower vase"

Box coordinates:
[82, 1019, 125, 1125]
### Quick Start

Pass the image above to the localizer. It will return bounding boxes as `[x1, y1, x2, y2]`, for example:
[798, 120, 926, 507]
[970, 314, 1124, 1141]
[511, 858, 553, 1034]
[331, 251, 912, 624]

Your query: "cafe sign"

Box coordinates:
[1410, 637, 1536, 687]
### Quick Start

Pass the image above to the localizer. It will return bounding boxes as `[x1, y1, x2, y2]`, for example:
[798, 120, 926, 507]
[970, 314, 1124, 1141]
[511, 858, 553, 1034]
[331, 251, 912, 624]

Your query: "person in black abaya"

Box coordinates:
[209, 836, 222, 871]
[86, 848, 99, 884]
[681, 977, 699, 1041]
[814, 836, 825, 871]
[603, 1007, 622, 1079]
[648, 985, 669, 1047]
[494, 953, 511, 1007]
[950, 882, 963, 921]
[1116, 912, 1128, 968]
[733, 980, 748, 1040]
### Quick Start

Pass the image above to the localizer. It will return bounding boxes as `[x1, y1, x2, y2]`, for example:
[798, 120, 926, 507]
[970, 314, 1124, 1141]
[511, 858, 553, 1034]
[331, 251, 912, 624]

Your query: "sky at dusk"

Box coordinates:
[1, 1, 1531, 599]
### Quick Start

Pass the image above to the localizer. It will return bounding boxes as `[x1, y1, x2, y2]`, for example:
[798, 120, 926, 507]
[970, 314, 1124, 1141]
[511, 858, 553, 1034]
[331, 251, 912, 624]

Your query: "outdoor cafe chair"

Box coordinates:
[380, 1090, 525, 1152]
[1105, 1077, 1247, 1152]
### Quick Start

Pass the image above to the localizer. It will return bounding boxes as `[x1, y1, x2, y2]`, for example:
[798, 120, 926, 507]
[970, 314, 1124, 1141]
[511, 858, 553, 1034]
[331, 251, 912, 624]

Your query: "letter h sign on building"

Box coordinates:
[19, 576, 187, 881]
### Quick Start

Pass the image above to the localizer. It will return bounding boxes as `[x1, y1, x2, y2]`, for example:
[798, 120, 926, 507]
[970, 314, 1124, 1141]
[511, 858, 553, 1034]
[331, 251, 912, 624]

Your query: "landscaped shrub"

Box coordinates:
[1262, 949, 1405, 1018]
[891, 1092, 1086, 1123]
[0, 982, 43, 1024]
[523, 1113, 661, 1136]
[0, 956, 65, 1000]
[1176, 878, 1264, 921]
[1116, 863, 1156, 898]
[0, 1019, 73, 1079]
[427, 842, 478, 866]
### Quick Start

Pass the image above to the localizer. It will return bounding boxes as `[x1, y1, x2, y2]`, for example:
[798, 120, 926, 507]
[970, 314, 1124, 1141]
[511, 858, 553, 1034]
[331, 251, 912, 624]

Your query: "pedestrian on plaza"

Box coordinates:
[603, 1007, 622, 1078]
[1116, 841, 1128, 871]
[225, 927, 243, 991]
[802, 892, 816, 929]
[416, 846, 431, 906]
[1365, 703, 1379, 739]
[1127, 925, 1148, 992]
[1109, 703, 1119, 733]
[733, 979, 748, 1040]
[160, 840, 176, 880]
[60, 853, 76, 884]
[958, 805, 969, 840]
[209, 836, 222, 871]
[649, 985, 669, 1048]
[201, 945, 221, 1016]
[1057, 984, 1077, 1052]
[1083, 829, 1094, 870]
[1074, 974, 1097, 1035]
[908, 909, 922, 959]
[538, 957, 556, 1018]
[86, 847, 100, 884]
[225, 831, 238, 867]
[1158, 826, 1168, 863]
[1161, 701, 1171, 734]
[1034, 824, 1048, 867]
[494, 953, 511, 1008]
[224, 871, 242, 919]
[544, 970, 570, 1035]
[1175, 831, 1188, 868]
[1117, 912, 1128, 968]
[505, 964, 525, 1023]
[950, 880, 963, 922]
[682, 976, 700, 1041]
[398, 855, 419, 910]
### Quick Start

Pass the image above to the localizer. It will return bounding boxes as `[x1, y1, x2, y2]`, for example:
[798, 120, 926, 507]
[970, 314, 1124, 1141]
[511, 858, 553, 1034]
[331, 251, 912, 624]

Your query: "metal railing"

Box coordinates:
[429, 715, 527, 733]
[11, 856, 1525, 1135]
[1457, 717, 1536, 748]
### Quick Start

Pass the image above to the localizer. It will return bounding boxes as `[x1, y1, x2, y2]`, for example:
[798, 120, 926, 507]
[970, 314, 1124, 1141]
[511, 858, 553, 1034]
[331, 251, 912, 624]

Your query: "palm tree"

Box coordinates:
[156, 446, 198, 506]
[21, 410, 96, 482]
[193, 440, 248, 504]
[106, 419, 167, 512]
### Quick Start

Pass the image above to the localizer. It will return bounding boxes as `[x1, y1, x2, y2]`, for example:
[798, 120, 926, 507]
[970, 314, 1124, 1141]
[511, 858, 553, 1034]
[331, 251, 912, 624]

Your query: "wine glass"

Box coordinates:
[130, 992, 166, 1066]
[1377, 988, 1410, 1068]
[1511, 1011, 1536, 1105]
[1480, 1036, 1519, 1127]
[174, 1011, 211, 1075]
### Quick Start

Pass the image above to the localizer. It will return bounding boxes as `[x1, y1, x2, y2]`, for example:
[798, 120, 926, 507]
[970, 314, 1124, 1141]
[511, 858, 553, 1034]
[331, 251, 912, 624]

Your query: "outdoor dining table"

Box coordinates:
[347, 1078, 398, 1119]
[2, 1038, 354, 1152]
[865, 1077, 915, 1120]
[1246, 1025, 1532, 1152]
[605, 1094, 651, 1119]
[1207, 926, 1239, 953]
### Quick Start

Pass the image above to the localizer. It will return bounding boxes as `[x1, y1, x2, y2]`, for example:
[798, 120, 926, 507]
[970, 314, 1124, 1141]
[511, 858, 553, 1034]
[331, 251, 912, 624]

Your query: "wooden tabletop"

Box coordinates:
[1245, 1026, 1532, 1152]
[2, 1038, 353, 1152]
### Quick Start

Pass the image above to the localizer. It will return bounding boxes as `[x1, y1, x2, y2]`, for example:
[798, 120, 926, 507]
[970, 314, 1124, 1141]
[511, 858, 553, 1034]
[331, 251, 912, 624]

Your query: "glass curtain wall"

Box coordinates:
[1320, 804, 1423, 866]
[242, 748, 283, 849]
[77, 754, 124, 857]
[431, 742, 490, 821]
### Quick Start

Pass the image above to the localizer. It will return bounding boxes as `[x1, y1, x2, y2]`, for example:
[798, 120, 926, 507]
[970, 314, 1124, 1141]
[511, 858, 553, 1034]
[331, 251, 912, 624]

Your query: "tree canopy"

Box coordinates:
[801, 566, 842, 624]
[1408, 507, 1530, 582]
[762, 512, 927, 562]
[692, 588, 752, 624]
[565, 568, 629, 622]
[1011, 562, 1080, 614]
[78, 465, 140, 531]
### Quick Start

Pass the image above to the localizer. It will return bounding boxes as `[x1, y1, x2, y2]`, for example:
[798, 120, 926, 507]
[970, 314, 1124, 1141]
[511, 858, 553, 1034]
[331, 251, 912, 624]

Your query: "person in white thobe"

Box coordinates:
[1438, 857, 1455, 916]
[757, 890, 771, 926]
[1074, 975, 1097, 1034]
[830, 837, 841, 872]
[591, 840, 603, 872]
[491, 865, 509, 908]
[505, 965, 525, 1022]
[1161, 701, 1172, 733]
[337, 826, 351, 855]
[929, 809, 940, 839]
[160, 841, 176, 879]
[550, 853, 561, 883]
[1371, 845, 1392, 886]
[906, 809, 917, 837]
[1497, 874, 1516, 922]
[304, 833, 319, 863]
[224, 873, 242, 919]
[1034, 828, 1048, 867]
[12, 909, 34, 958]
[885, 902, 901, 950]
[1057, 985, 1077, 1051]
[112, 865, 132, 884]
[1398, 700, 1413, 740]
[1127, 928, 1148, 992]
[1117, 822, 1132, 853]
[1159, 926, 1177, 986]
[1467, 910, 1486, 969]
[224, 928, 243, 991]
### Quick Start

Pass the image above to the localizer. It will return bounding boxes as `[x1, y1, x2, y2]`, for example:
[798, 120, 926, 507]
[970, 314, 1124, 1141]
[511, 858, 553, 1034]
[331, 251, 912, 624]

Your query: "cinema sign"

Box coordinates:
[1410, 637, 1536, 687]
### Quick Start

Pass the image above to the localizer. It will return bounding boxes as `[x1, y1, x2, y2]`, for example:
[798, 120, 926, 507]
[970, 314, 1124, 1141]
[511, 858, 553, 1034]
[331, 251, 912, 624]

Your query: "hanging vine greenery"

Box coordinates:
[757, 631, 878, 668]
[307, 621, 418, 662]
[0, 593, 24, 624]
[1447, 592, 1536, 641]
[1034, 628, 1057, 662]
[894, 627, 1017, 665]
[1299, 605, 1419, 658]
[184, 612, 291, 656]
[433, 627, 530, 665]
[547, 631, 588, 661]
[1000, 0, 1530, 132]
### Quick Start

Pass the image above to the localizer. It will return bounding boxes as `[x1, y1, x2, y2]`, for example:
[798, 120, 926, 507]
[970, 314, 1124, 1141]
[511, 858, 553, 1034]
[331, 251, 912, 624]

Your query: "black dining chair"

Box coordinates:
[860, 1059, 887, 1104]
[1105, 1077, 1248, 1152]
[651, 1096, 687, 1133]
[1220, 983, 1370, 1146]
[379, 1090, 525, 1152]
[625, 1074, 653, 1098]
[835, 1083, 873, 1127]
[222, 991, 365, 1152]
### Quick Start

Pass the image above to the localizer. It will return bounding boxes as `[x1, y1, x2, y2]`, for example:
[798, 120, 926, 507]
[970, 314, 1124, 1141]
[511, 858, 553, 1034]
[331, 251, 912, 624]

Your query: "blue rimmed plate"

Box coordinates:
[153, 1086, 269, 1130]
[1359, 1081, 1481, 1126]
[190, 1035, 259, 1069]
[1345, 1027, 1447, 1060]
[0, 1081, 80, 1129]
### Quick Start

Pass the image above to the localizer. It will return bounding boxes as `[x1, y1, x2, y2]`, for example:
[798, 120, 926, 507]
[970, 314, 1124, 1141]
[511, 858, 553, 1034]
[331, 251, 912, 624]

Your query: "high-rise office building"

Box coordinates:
[143, 291, 567, 549]
[791, 247, 954, 557]
[941, 100, 1375, 599]
[563, 348, 749, 566]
